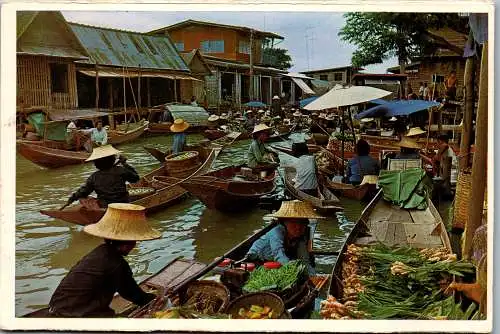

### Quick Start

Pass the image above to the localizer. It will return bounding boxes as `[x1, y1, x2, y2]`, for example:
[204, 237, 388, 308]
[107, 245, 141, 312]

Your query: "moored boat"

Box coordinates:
[283, 167, 342, 213]
[18, 142, 90, 169]
[325, 178, 378, 201]
[155, 165, 277, 212]
[107, 121, 149, 145]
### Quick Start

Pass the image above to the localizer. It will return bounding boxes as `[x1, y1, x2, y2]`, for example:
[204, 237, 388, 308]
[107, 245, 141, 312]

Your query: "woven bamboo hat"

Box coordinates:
[273, 95, 280, 100]
[271, 200, 325, 219]
[246, 109, 254, 114]
[406, 127, 426, 137]
[170, 119, 190, 133]
[252, 123, 272, 134]
[258, 109, 265, 114]
[85, 145, 121, 162]
[360, 175, 379, 186]
[261, 115, 272, 122]
[398, 136, 421, 149]
[83, 203, 161, 241]
[208, 115, 220, 122]
[325, 114, 335, 121]
[293, 111, 302, 117]
[220, 113, 228, 120]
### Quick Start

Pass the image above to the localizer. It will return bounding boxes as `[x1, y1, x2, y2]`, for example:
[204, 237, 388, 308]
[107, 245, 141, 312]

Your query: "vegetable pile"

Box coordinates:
[320, 243, 485, 320]
[168, 152, 197, 161]
[153, 307, 230, 319]
[243, 261, 306, 293]
[236, 305, 275, 319]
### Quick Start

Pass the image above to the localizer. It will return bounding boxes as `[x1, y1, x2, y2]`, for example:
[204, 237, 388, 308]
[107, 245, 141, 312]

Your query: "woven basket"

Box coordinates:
[121, 283, 166, 318]
[452, 169, 472, 229]
[168, 162, 202, 179]
[225, 292, 285, 319]
[165, 151, 199, 171]
[181, 280, 230, 315]
[128, 187, 156, 202]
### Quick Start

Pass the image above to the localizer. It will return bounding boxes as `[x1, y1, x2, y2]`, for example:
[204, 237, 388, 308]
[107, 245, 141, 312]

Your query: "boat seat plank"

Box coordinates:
[409, 208, 435, 225]
[404, 224, 443, 248]
[383, 222, 407, 246]
[146, 259, 207, 289]
[365, 220, 389, 243]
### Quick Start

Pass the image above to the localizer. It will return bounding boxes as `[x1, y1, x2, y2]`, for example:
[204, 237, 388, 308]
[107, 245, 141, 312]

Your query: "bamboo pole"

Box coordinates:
[95, 64, 99, 112]
[123, 66, 127, 124]
[463, 42, 488, 260]
[459, 57, 476, 170]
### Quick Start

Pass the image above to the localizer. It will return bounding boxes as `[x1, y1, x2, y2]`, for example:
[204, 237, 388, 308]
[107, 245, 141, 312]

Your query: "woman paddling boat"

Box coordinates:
[246, 123, 279, 171]
[66, 145, 140, 209]
[47, 204, 162, 317]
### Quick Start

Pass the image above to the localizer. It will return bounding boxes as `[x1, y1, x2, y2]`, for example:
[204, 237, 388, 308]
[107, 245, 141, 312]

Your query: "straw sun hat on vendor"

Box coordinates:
[220, 113, 229, 120]
[398, 136, 421, 149]
[208, 114, 220, 122]
[406, 127, 426, 137]
[318, 113, 326, 119]
[84, 203, 161, 241]
[258, 109, 265, 114]
[85, 145, 121, 162]
[252, 123, 272, 134]
[325, 114, 335, 121]
[271, 200, 325, 220]
[293, 111, 302, 117]
[170, 118, 190, 132]
[273, 95, 280, 100]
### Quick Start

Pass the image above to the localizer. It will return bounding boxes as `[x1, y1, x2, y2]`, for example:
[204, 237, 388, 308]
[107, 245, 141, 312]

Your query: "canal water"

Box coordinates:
[16, 133, 372, 316]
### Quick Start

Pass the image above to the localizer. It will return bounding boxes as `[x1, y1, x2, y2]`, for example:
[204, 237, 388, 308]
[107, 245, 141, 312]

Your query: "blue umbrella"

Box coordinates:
[243, 101, 267, 108]
[299, 96, 318, 108]
[355, 100, 441, 119]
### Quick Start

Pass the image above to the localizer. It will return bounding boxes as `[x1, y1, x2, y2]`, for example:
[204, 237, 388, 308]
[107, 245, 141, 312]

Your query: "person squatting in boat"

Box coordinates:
[290, 142, 318, 196]
[48, 204, 161, 317]
[247, 123, 279, 170]
[66, 145, 140, 208]
[245, 200, 325, 275]
[346, 139, 380, 186]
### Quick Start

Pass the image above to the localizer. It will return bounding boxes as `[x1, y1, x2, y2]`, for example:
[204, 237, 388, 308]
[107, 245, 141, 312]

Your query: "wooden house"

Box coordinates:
[387, 28, 469, 101]
[179, 49, 212, 105]
[17, 11, 88, 109]
[300, 65, 363, 85]
[352, 73, 408, 98]
[149, 20, 286, 110]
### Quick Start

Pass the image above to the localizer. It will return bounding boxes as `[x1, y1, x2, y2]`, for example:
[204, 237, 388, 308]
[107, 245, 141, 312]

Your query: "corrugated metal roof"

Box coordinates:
[69, 23, 189, 71]
[166, 104, 209, 126]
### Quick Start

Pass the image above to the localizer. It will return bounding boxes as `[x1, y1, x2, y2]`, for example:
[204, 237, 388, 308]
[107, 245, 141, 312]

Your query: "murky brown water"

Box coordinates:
[16, 132, 366, 316]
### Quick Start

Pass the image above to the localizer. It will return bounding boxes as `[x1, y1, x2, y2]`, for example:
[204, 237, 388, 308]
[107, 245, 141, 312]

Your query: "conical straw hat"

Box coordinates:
[85, 145, 121, 162]
[293, 111, 302, 117]
[208, 115, 220, 122]
[360, 175, 379, 186]
[252, 123, 272, 134]
[271, 200, 325, 219]
[170, 119, 190, 133]
[398, 136, 421, 149]
[389, 116, 398, 122]
[83, 203, 161, 241]
[406, 127, 426, 137]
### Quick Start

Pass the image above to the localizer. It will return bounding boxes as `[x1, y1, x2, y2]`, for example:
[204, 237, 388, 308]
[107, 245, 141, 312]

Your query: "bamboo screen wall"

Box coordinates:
[17, 55, 78, 109]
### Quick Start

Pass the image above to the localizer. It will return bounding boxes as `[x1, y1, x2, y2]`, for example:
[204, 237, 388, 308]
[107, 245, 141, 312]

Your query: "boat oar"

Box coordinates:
[169, 219, 279, 295]
[59, 202, 70, 211]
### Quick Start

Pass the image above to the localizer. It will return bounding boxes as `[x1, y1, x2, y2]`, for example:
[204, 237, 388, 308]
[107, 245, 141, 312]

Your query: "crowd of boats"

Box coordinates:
[17, 90, 485, 320]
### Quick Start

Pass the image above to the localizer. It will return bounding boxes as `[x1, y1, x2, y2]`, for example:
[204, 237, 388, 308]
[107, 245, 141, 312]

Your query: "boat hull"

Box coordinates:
[18, 143, 89, 168]
[108, 123, 148, 145]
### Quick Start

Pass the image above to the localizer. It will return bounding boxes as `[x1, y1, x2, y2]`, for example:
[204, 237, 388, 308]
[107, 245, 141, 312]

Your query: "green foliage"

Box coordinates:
[339, 13, 468, 67]
[262, 47, 293, 70]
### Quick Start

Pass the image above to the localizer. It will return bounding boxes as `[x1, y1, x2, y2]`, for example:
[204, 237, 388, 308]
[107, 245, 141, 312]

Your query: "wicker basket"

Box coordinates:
[452, 169, 472, 229]
[165, 151, 199, 170]
[117, 283, 166, 318]
[168, 162, 202, 179]
[225, 292, 285, 319]
[181, 280, 230, 315]
[128, 187, 156, 202]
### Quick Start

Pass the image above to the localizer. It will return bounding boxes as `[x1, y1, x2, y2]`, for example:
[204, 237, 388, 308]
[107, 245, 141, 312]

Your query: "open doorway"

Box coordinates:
[221, 72, 235, 105]
[261, 76, 271, 105]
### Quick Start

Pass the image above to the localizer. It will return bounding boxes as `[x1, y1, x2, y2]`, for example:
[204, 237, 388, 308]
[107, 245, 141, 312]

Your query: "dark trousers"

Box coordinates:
[301, 188, 318, 196]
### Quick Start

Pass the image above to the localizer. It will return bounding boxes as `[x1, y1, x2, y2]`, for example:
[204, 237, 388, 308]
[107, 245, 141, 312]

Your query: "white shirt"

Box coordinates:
[294, 155, 318, 190]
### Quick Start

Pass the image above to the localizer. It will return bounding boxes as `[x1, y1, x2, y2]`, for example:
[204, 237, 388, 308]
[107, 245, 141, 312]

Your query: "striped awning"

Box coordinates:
[79, 69, 201, 81]
[291, 77, 315, 95]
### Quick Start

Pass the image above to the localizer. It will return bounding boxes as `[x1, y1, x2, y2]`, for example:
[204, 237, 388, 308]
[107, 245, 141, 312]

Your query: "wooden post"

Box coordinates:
[108, 79, 114, 110]
[173, 77, 177, 102]
[147, 77, 151, 107]
[459, 57, 476, 170]
[138, 66, 141, 109]
[123, 66, 127, 124]
[347, 106, 357, 144]
[437, 107, 443, 134]
[95, 64, 99, 111]
[463, 42, 488, 260]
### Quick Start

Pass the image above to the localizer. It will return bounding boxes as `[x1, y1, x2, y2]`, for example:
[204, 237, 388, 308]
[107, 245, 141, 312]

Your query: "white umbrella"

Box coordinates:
[304, 85, 392, 111]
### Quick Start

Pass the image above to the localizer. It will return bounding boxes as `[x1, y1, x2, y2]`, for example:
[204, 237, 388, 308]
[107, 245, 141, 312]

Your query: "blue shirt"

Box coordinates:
[172, 133, 186, 154]
[294, 155, 318, 190]
[346, 155, 380, 183]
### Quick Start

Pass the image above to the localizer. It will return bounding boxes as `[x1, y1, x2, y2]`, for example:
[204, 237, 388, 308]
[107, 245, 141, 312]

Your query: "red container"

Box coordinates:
[239, 262, 256, 272]
[218, 258, 232, 267]
[263, 261, 282, 269]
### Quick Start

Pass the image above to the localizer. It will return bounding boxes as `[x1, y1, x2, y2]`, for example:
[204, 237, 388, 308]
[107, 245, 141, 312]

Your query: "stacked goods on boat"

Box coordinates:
[320, 243, 485, 320]
[165, 151, 201, 178]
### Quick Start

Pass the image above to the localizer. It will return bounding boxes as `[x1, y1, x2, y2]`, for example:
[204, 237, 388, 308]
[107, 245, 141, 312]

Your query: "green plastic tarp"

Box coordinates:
[27, 112, 67, 141]
[378, 168, 433, 210]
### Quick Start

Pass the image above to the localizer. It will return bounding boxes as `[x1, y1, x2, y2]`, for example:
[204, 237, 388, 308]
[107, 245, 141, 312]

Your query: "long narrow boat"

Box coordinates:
[282, 167, 342, 213]
[155, 166, 277, 212]
[18, 142, 90, 168]
[23, 219, 321, 319]
[325, 180, 377, 201]
[107, 122, 148, 145]
[39, 147, 218, 226]
[327, 188, 452, 299]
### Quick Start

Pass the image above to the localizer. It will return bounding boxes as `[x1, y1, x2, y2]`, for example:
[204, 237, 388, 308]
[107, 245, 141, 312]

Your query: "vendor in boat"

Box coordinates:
[290, 142, 318, 196]
[419, 134, 453, 193]
[245, 200, 324, 275]
[346, 139, 380, 186]
[244, 110, 257, 132]
[66, 121, 92, 152]
[66, 145, 140, 208]
[395, 136, 422, 160]
[90, 120, 108, 147]
[207, 114, 220, 129]
[48, 203, 161, 317]
[170, 118, 190, 154]
[247, 124, 279, 169]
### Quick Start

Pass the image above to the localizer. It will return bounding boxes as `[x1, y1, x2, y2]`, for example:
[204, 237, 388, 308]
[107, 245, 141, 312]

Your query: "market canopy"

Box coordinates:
[299, 96, 318, 108]
[243, 101, 267, 108]
[303, 85, 392, 111]
[355, 100, 442, 119]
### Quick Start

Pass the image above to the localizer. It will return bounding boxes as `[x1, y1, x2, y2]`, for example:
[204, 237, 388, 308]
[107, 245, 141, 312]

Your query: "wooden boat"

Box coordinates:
[107, 122, 148, 145]
[155, 165, 277, 212]
[39, 147, 218, 226]
[18, 142, 90, 169]
[326, 180, 377, 201]
[202, 129, 227, 141]
[267, 130, 292, 142]
[271, 143, 321, 156]
[327, 189, 452, 299]
[282, 167, 342, 213]
[23, 219, 321, 319]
